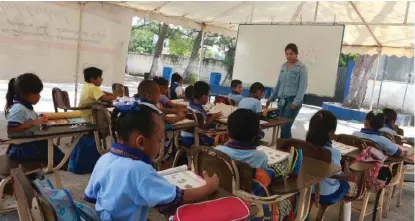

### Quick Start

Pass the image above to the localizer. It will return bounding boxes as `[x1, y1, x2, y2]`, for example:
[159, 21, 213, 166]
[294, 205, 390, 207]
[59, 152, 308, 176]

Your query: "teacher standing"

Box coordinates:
[266, 43, 308, 138]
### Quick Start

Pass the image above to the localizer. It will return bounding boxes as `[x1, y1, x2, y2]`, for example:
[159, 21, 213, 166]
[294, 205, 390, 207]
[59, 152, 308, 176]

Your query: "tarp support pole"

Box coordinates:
[369, 48, 382, 110]
[197, 29, 205, 80]
[74, 2, 85, 106]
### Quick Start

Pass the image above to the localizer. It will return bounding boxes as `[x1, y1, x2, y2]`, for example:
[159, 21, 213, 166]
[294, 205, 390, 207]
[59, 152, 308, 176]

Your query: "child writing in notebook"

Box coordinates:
[5, 73, 64, 165]
[228, 80, 244, 105]
[78, 67, 117, 122]
[181, 81, 222, 147]
[84, 103, 219, 221]
[307, 110, 353, 221]
[136, 80, 186, 124]
[153, 76, 187, 109]
[170, 73, 185, 99]
[352, 110, 406, 157]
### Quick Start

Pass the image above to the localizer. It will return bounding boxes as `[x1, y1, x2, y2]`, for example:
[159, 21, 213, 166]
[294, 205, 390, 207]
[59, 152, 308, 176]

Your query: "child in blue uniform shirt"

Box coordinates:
[84, 103, 219, 221]
[5, 73, 64, 165]
[379, 108, 398, 136]
[181, 81, 222, 147]
[238, 82, 265, 115]
[307, 110, 353, 221]
[227, 80, 244, 105]
[352, 110, 405, 157]
[170, 73, 184, 99]
[215, 109, 268, 169]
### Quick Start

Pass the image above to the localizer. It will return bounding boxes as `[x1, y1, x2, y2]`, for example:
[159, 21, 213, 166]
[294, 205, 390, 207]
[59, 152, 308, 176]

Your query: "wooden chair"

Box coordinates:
[91, 104, 114, 154]
[11, 166, 58, 221]
[191, 146, 293, 219]
[0, 155, 48, 213]
[112, 83, 129, 97]
[393, 135, 403, 145]
[380, 132, 396, 143]
[52, 88, 90, 113]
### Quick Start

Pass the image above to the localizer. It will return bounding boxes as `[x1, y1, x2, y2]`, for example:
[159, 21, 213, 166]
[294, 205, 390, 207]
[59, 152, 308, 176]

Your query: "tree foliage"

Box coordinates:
[169, 36, 192, 56]
[339, 53, 360, 67]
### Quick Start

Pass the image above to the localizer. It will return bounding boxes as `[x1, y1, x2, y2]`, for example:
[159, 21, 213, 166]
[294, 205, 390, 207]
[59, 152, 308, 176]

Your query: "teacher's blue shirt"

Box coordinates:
[269, 60, 308, 106]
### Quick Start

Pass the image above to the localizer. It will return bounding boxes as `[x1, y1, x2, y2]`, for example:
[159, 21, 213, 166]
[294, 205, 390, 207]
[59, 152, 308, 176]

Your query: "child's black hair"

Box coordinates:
[137, 80, 159, 98]
[171, 73, 183, 85]
[383, 108, 397, 124]
[193, 81, 210, 99]
[366, 110, 385, 131]
[5, 73, 43, 116]
[231, 79, 242, 89]
[227, 109, 260, 143]
[306, 110, 337, 146]
[153, 76, 169, 87]
[112, 105, 158, 142]
[84, 67, 103, 82]
[185, 85, 194, 100]
[249, 82, 265, 94]
[285, 43, 299, 55]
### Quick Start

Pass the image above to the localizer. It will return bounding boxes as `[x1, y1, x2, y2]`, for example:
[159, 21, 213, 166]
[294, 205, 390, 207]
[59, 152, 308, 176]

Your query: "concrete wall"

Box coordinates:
[363, 79, 414, 113]
[126, 53, 227, 83]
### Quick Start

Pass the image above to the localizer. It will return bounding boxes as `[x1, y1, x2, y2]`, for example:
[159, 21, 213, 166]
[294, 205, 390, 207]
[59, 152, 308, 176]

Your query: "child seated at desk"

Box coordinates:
[170, 73, 185, 99]
[84, 103, 219, 221]
[136, 80, 186, 124]
[238, 82, 265, 116]
[181, 81, 222, 147]
[5, 73, 64, 165]
[153, 76, 187, 109]
[78, 67, 117, 122]
[379, 108, 399, 136]
[228, 79, 244, 105]
[215, 109, 268, 169]
[307, 110, 352, 220]
[352, 110, 405, 157]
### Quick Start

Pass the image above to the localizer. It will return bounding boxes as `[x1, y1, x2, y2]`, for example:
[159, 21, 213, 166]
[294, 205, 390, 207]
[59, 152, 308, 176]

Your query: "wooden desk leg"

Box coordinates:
[53, 136, 82, 172]
[45, 139, 54, 173]
[269, 126, 277, 147]
[295, 187, 312, 221]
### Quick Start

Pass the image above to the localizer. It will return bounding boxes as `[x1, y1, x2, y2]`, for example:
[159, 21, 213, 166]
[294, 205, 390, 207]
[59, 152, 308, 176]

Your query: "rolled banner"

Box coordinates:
[40, 111, 82, 120]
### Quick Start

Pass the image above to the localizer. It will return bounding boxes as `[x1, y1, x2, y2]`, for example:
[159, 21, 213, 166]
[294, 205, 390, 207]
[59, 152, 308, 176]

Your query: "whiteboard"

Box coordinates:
[233, 25, 344, 97]
[0, 2, 132, 86]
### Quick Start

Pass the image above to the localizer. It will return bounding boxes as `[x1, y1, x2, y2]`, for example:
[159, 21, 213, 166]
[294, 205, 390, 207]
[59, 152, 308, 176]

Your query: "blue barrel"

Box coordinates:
[162, 67, 173, 81]
[209, 72, 221, 85]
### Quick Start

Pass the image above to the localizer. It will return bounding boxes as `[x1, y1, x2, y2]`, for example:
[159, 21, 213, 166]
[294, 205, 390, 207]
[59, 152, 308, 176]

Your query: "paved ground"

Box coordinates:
[0, 75, 413, 221]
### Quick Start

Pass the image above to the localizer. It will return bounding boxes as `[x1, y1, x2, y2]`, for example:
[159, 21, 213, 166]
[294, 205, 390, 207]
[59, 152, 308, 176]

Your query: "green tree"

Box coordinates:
[169, 37, 192, 56]
[339, 53, 360, 67]
[129, 28, 155, 54]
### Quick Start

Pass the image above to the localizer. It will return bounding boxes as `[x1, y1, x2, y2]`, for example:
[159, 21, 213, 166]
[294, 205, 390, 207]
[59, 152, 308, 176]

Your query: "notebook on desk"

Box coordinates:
[166, 114, 195, 125]
[257, 146, 290, 165]
[331, 141, 359, 155]
[208, 103, 236, 118]
[158, 165, 206, 189]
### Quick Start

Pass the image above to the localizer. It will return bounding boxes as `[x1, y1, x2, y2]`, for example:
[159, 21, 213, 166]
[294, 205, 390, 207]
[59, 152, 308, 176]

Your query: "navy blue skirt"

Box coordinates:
[7, 140, 65, 166]
[313, 180, 350, 205]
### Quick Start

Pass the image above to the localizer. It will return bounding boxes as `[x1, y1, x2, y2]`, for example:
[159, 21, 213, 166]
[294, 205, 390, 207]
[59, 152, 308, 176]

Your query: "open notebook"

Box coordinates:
[257, 146, 290, 165]
[208, 103, 236, 118]
[158, 165, 206, 189]
[331, 141, 359, 155]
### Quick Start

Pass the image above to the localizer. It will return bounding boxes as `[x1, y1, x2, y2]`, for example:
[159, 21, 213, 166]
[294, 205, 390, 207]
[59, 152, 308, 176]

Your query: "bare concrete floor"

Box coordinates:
[0, 77, 414, 220]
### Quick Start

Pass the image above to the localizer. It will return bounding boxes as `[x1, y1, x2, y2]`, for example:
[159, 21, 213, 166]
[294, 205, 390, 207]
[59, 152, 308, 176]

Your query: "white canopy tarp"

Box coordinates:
[114, 1, 415, 57]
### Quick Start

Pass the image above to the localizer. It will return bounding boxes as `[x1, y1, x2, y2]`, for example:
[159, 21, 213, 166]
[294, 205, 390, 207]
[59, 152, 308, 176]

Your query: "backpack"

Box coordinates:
[33, 179, 100, 221]
[68, 136, 101, 174]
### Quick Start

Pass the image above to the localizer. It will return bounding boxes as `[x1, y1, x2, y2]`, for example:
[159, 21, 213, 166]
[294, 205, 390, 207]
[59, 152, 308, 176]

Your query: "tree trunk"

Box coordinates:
[149, 23, 169, 79]
[182, 30, 203, 80]
[343, 54, 378, 109]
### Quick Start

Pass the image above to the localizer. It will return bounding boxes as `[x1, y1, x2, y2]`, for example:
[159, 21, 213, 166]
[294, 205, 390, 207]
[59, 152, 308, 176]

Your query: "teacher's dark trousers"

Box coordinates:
[278, 96, 301, 138]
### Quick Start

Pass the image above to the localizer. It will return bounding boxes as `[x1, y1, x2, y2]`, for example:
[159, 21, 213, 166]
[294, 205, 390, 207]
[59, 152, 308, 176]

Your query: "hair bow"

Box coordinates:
[373, 109, 383, 116]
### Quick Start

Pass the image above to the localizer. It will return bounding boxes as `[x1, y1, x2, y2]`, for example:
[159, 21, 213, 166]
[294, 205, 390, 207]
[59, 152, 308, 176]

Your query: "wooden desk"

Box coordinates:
[261, 118, 293, 148]
[0, 124, 97, 173]
[301, 157, 342, 178]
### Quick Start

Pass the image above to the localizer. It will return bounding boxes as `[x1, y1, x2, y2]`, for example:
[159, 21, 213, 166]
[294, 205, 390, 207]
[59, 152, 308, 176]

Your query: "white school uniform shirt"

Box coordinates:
[84, 143, 182, 221]
[215, 145, 268, 169]
[227, 92, 244, 106]
[238, 97, 262, 114]
[352, 130, 400, 156]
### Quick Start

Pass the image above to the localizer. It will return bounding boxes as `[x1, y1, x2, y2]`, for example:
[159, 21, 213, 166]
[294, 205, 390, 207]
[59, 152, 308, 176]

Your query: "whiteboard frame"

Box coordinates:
[233, 24, 345, 98]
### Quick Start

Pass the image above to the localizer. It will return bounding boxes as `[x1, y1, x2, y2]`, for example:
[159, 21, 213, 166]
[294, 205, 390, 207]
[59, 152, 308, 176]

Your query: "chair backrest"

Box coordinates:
[52, 88, 71, 112]
[393, 135, 403, 145]
[334, 134, 367, 151]
[361, 138, 381, 149]
[191, 146, 252, 193]
[123, 86, 130, 97]
[278, 138, 332, 163]
[112, 83, 124, 96]
[380, 132, 396, 143]
[92, 104, 113, 154]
